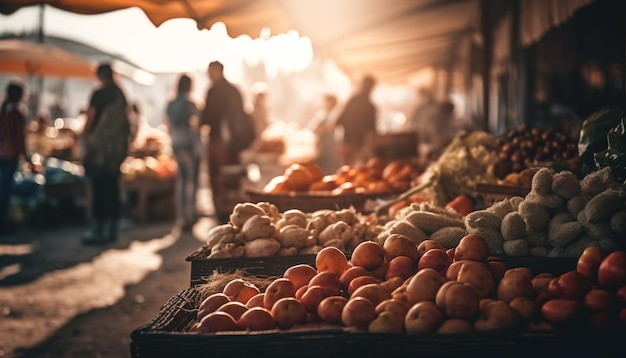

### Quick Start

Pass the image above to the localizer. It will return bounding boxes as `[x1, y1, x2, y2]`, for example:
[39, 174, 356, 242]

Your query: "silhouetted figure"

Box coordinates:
[308, 93, 340, 174]
[200, 61, 248, 222]
[81, 63, 132, 245]
[335, 75, 377, 166]
[0, 80, 32, 235]
[166, 74, 201, 231]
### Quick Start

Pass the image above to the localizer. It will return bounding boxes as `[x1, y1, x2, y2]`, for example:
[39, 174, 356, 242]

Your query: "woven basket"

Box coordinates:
[186, 247, 317, 287]
[131, 287, 625, 358]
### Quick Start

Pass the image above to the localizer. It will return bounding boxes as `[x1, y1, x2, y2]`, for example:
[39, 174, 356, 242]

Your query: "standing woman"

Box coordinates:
[166, 74, 201, 231]
[81, 63, 132, 245]
[0, 80, 32, 234]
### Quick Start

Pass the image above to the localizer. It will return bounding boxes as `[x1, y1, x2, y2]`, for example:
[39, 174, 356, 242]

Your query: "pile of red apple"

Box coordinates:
[193, 233, 626, 335]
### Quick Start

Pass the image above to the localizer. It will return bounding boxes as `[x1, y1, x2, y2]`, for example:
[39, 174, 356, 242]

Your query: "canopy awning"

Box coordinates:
[0, 0, 482, 84]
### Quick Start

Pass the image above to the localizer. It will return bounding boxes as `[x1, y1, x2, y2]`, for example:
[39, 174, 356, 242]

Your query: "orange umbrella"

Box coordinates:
[0, 39, 96, 78]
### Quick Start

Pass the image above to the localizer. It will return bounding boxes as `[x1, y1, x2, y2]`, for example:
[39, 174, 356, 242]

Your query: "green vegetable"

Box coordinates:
[578, 108, 626, 182]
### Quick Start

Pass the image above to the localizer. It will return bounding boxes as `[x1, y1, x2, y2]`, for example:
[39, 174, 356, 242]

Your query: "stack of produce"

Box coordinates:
[203, 202, 383, 259]
[496, 123, 578, 174]
[191, 234, 626, 335]
[120, 154, 176, 181]
[264, 159, 422, 195]
[463, 166, 625, 257]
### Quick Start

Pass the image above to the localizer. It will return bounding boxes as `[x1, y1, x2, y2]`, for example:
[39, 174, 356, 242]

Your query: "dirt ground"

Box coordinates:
[3, 220, 209, 358]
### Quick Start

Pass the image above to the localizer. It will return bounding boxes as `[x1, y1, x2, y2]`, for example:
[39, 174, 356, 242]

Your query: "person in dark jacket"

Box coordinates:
[335, 75, 377, 166]
[81, 63, 131, 245]
[0, 80, 32, 235]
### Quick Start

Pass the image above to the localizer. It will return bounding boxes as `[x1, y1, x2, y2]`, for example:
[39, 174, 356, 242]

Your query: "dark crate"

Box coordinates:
[246, 189, 386, 213]
[131, 288, 625, 358]
[186, 248, 317, 287]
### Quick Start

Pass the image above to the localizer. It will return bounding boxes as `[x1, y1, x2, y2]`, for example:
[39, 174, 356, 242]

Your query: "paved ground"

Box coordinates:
[0, 210, 217, 358]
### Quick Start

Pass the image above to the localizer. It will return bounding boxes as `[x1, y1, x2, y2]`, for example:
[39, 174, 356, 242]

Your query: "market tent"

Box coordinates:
[0, 0, 596, 84]
[0, 0, 481, 84]
[0, 38, 96, 78]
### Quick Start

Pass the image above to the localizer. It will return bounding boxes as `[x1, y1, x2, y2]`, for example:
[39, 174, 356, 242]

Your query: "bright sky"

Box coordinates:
[0, 5, 314, 79]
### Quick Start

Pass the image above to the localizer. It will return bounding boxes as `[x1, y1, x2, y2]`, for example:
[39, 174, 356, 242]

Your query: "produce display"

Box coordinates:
[120, 154, 177, 181]
[263, 159, 422, 195]
[464, 166, 625, 257]
[496, 123, 578, 174]
[189, 235, 626, 335]
[202, 202, 382, 259]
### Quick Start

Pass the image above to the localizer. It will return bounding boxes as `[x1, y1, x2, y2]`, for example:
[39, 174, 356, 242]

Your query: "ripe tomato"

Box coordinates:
[598, 251, 626, 290]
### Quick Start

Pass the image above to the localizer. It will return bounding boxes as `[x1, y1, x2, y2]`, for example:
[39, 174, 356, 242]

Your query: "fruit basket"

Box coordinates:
[130, 287, 625, 358]
[246, 189, 386, 213]
[186, 247, 317, 287]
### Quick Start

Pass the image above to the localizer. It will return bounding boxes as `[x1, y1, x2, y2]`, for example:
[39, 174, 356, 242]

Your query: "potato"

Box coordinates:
[508, 196, 525, 211]
[464, 210, 502, 230]
[531, 167, 554, 196]
[525, 192, 565, 210]
[584, 189, 624, 223]
[583, 221, 614, 241]
[277, 247, 298, 256]
[567, 195, 591, 219]
[518, 200, 549, 230]
[547, 247, 565, 257]
[610, 210, 626, 235]
[580, 167, 619, 196]
[429, 227, 468, 249]
[500, 212, 526, 241]
[529, 246, 549, 257]
[547, 221, 582, 248]
[388, 220, 428, 245]
[404, 210, 464, 235]
[597, 238, 620, 253]
[486, 198, 515, 220]
[525, 228, 547, 247]
[244, 238, 281, 258]
[502, 239, 529, 257]
[550, 171, 581, 199]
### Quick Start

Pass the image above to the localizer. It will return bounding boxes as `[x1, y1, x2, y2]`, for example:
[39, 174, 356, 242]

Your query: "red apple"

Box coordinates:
[317, 295, 348, 325]
[271, 297, 307, 330]
[383, 233, 419, 263]
[216, 301, 249, 321]
[435, 281, 480, 320]
[417, 240, 445, 258]
[351, 241, 386, 270]
[223, 278, 261, 304]
[497, 268, 534, 303]
[474, 300, 521, 331]
[437, 318, 475, 334]
[367, 310, 404, 334]
[341, 296, 377, 330]
[339, 265, 372, 293]
[576, 246, 605, 281]
[246, 293, 265, 308]
[405, 267, 445, 305]
[509, 296, 538, 323]
[540, 299, 587, 327]
[263, 278, 296, 310]
[598, 251, 626, 289]
[300, 285, 328, 313]
[404, 301, 444, 334]
[237, 306, 276, 331]
[454, 233, 490, 262]
[309, 271, 341, 296]
[375, 298, 409, 318]
[351, 283, 392, 307]
[547, 270, 593, 300]
[348, 275, 381, 297]
[198, 311, 239, 334]
[385, 255, 415, 281]
[197, 293, 231, 321]
[283, 264, 317, 291]
[417, 249, 452, 276]
[456, 261, 496, 299]
[487, 261, 507, 284]
[583, 288, 619, 314]
[616, 285, 626, 305]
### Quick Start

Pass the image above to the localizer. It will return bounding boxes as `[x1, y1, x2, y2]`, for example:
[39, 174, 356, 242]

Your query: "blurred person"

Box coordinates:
[166, 74, 201, 231]
[81, 63, 132, 245]
[421, 99, 457, 160]
[0, 80, 32, 235]
[335, 75, 378, 166]
[200, 61, 251, 222]
[251, 87, 269, 139]
[307, 93, 341, 174]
